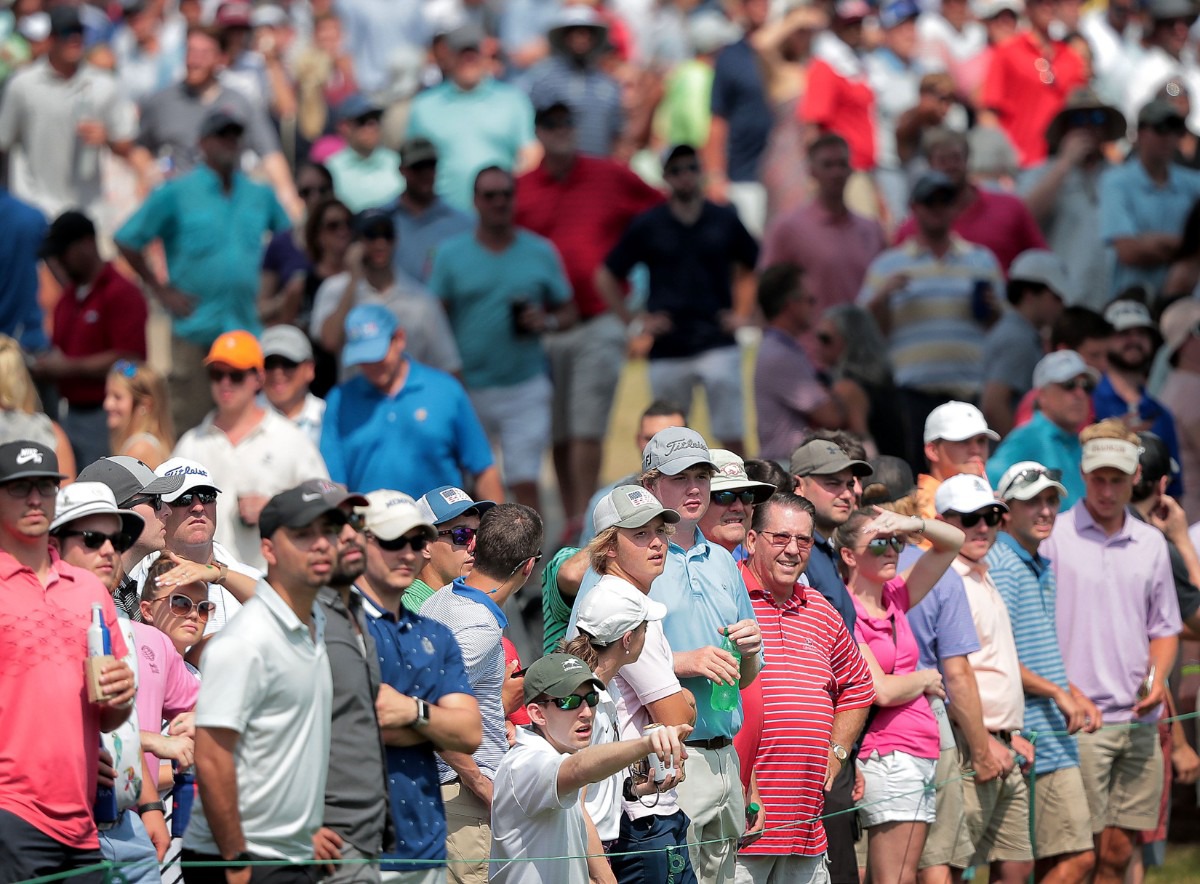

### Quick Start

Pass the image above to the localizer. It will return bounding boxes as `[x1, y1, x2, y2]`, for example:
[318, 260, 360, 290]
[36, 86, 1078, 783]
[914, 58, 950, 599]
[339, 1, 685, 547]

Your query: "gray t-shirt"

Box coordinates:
[982, 309, 1042, 402]
[137, 82, 280, 173]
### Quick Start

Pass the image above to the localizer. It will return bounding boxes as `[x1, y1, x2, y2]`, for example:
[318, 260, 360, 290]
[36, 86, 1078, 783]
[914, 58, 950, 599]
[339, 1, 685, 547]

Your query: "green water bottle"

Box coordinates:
[711, 629, 741, 712]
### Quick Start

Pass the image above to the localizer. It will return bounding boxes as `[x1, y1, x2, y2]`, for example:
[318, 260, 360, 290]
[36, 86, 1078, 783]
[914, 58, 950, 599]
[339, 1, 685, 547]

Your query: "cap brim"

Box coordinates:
[806, 458, 875, 478]
[3, 468, 67, 482]
[277, 501, 348, 533]
[342, 337, 392, 368]
[433, 498, 496, 524]
[938, 429, 1001, 443]
[710, 476, 776, 502]
[538, 672, 607, 701]
[143, 473, 186, 496]
[1002, 477, 1067, 501]
[1081, 454, 1138, 475]
[658, 455, 716, 476]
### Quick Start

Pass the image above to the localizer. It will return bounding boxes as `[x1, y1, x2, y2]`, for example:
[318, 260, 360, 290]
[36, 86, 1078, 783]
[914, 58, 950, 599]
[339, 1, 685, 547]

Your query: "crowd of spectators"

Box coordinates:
[6, 1, 1200, 884]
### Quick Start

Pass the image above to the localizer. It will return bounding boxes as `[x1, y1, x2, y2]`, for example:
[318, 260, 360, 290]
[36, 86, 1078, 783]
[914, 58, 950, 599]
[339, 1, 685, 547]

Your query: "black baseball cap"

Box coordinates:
[48, 6, 83, 38]
[534, 101, 574, 127]
[1137, 431, 1178, 486]
[0, 441, 66, 484]
[40, 210, 96, 259]
[77, 456, 184, 507]
[294, 478, 368, 510]
[259, 485, 348, 539]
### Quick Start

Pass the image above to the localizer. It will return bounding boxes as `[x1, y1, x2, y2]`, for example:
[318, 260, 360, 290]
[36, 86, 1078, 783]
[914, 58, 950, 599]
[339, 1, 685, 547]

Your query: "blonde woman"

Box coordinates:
[104, 360, 175, 468]
[0, 335, 76, 480]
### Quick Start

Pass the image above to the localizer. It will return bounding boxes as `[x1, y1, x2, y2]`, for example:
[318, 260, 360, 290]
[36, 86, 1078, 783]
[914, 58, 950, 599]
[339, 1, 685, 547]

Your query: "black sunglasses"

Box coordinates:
[1055, 377, 1095, 393]
[949, 509, 1004, 528]
[866, 536, 905, 556]
[437, 525, 477, 546]
[58, 529, 134, 553]
[153, 593, 217, 619]
[264, 356, 301, 372]
[550, 690, 599, 711]
[175, 490, 218, 508]
[712, 490, 756, 506]
[126, 493, 165, 512]
[373, 533, 429, 552]
[208, 368, 250, 384]
[4, 478, 59, 498]
[1002, 466, 1063, 495]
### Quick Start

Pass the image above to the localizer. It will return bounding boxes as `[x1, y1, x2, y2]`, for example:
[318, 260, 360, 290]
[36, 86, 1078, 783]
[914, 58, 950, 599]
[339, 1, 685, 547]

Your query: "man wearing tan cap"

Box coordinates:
[1158, 298, 1200, 521]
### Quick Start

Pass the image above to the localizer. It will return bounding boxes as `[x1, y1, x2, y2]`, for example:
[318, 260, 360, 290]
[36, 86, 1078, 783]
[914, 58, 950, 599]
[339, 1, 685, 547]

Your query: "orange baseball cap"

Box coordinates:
[204, 330, 264, 371]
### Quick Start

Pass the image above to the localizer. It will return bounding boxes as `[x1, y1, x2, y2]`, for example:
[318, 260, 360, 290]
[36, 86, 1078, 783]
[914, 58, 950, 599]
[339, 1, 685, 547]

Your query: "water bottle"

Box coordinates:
[89, 605, 118, 824]
[710, 629, 741, 712]
[171, 766, 196, 838]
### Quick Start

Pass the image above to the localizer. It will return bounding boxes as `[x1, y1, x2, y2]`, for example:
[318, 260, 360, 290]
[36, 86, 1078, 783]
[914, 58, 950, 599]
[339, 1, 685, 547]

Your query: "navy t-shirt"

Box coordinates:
[604, 201, 758, 359]
[710, 39, 773, 182]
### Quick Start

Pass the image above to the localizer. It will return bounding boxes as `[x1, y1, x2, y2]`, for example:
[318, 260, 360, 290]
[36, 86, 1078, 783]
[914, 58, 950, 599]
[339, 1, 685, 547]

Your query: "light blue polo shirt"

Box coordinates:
[320, 359, 494, 496]
[326, 145, 403, 213]
[430, 230, 570, 390]
[1099, 158, 1200, 299]
[405, 78, 535, 212]
[389, 197, 473, 283]
[115, 166, 289, 345]
[569, 530, 759, 741]
[986, 411, 1084, 510]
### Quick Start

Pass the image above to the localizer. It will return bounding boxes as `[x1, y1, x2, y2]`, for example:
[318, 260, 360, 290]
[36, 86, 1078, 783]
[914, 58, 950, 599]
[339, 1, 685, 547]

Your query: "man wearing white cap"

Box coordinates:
[698, 450, 775, 560]
[980, 249, 1067, 438]
[1095, 298, 1183, 498]
[934, 475, 1035, 882]
[1157, 298, 1200, 522]
[258, 324, 326, 447]
[987, 463, 1100, 883]
[1043, 419, 1181, 883]
[915, 401, 1000, 522]
[986, 350, 1097, 508]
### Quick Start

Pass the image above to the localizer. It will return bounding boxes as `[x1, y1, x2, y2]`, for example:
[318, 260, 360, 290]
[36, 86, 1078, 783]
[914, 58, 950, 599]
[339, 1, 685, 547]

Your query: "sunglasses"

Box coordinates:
[264, 356, 300, 373]
[4, 478, 59, 498]
[346, 511, 366, 532]
[153, 593, 217, 620]
[665, 162, 700, 176]
[112, 359, 139, 379]
[866, 536, 905, 556]
[478, 188, 514, 201]
[758, 530, 815, 549]
[1003, 466, 1063, 494]
[437, 525, 477, 546]
[373, 533, 429, 552]
[1152, 121, 1187, 136]
[1055, 377, 1096, 393]
[299, 185, 332, 199]
[406, 159, 437, 172]
[58, 529, 135, 553]
[712, 489, 756, 506]
[126, 493, 165, 512]
[361, 228, 395, 242]
[550, 690, 600, 711]
[175, 490, 218, 508]
[208, 368, 250, 384]
[948, 509, 1004, 529]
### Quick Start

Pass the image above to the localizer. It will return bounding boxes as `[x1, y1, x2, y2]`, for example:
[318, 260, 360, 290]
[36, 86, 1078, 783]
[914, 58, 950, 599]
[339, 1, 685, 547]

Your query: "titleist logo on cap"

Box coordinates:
[164, 465, 210, 478]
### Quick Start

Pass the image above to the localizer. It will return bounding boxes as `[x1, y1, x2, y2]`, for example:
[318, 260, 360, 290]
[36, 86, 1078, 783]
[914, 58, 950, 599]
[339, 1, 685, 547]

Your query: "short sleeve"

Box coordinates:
[541, 547, 577, 655]
[452, 386, 495, 476]
[509, 741, 576, 815]
[709, 46, 736, 118]
[616, 622, 682, 705]
[319, 385, 346, 484]
[931, 575, 982, 659]
[309, 272, 349, 338]
[1148, 539, 1184, 640]
[603, 217, 646, 279]
[799, 59, 838, 128]
[0, 73, 24, 150]
[115, 183, 174, 250]
[195, 633, 265, 732]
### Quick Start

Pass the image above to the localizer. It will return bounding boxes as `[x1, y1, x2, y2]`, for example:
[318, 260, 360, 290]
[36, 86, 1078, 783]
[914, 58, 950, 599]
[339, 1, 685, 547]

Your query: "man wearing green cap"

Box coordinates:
[490, 653, 693, 884]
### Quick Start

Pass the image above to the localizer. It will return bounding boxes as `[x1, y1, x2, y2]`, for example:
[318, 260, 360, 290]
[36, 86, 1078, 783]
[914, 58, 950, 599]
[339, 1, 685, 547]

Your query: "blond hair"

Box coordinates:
[873, 491, 922, 518]
[1079, 418, 1137, 446]
[108, 361, 176, 454]
[0, 335, 42, 413]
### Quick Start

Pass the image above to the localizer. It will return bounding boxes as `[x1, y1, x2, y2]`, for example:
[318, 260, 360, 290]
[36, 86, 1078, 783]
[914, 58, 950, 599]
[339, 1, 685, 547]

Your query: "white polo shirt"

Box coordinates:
[172, 408, 330, 570]
[586, 688, 622, 842]
[490, 726, 587, 884]
[184, 580, 332, 861]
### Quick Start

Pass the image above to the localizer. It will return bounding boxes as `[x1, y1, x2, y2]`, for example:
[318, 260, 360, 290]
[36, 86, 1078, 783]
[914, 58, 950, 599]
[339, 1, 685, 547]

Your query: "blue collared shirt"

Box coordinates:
[1093, 373, 1182, 497]
[899, 546, 981, 673]
[359, 591, 473, 864]
[804, 532, 856, 632]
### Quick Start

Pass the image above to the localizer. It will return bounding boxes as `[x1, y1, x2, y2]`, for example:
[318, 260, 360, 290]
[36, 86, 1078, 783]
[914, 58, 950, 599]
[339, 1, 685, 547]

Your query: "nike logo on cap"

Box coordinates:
[301, 492, 322, 501]
[15, 448, 42, 465]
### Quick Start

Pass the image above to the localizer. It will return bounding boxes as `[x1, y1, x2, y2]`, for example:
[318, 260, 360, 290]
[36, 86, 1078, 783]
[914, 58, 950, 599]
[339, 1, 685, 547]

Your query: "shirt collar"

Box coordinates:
[738, 558, 807, 608]
[901, 232, 970, 259]
[952, 553, 989, 581]
[0, 546, 75, 582]
[257, 579, 325, 640]
[451, 576, 509, 628]
[994, 530, 1048, 569]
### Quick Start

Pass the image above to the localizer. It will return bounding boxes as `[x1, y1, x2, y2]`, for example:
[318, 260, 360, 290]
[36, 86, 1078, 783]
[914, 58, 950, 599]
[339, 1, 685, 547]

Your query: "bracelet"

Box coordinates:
[137, 801, 165, 816]
[209, 562, 228, 585]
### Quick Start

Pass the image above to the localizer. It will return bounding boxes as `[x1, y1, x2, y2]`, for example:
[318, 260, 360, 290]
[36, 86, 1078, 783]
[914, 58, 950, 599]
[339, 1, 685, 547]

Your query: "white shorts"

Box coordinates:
[467, 374, 552, 485]
[857, 750, 937, 828]
[647, 345, 744, 443]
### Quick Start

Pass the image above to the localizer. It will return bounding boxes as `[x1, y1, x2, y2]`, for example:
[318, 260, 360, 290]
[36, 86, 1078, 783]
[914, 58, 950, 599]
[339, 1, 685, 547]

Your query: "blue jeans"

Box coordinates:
[609, 810, 698, 884]
[99, 811, 162, 884]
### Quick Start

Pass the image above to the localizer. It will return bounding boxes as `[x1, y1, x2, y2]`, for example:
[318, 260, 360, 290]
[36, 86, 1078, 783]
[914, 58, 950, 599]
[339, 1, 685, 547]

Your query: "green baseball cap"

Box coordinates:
[523, 653, 605, 705]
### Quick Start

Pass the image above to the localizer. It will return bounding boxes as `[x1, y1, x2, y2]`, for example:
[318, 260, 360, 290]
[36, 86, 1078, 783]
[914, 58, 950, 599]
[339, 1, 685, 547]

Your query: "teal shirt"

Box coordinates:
[405, 78, 535, 213]
[986, 410, 1085, 509]
[429, 230, 570, 390]
[326, 145, 403, 213]
[116, 166, 289, 345]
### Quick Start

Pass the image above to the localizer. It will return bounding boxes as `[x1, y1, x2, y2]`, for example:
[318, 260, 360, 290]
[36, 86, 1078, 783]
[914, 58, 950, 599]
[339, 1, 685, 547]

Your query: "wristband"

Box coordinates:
[137, 801, 165, 815]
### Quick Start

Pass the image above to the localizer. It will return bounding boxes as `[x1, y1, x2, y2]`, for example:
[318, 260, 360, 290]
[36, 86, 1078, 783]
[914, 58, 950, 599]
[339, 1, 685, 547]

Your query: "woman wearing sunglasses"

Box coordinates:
[104, 360, 175, 469]
[833, 507, 964, 884]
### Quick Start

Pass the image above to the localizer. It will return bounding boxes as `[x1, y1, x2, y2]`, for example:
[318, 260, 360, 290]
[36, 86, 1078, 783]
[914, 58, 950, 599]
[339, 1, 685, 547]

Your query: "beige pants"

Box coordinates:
[673, 743, 744, 884]
[441, 781, 490, 884]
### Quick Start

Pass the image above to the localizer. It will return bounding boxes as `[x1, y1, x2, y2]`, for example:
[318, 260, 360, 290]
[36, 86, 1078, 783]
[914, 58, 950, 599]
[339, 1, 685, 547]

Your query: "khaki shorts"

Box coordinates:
[1077, 724, 1164, 833]
[546, 313, 625, 443]
[960, 752, 1034, 867]
[441, 781, 490, 884]
[919, 720, 974, 869]
[1030, 766, 1095, 860]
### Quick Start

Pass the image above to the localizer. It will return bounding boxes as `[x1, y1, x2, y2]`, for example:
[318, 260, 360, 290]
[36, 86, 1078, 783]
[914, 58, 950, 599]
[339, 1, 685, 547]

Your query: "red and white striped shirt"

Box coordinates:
[738, 561, 875, 856]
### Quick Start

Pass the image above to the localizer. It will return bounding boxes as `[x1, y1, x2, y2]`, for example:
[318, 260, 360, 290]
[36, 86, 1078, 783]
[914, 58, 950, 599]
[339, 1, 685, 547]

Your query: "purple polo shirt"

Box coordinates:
[1044, 502, 1182, 723]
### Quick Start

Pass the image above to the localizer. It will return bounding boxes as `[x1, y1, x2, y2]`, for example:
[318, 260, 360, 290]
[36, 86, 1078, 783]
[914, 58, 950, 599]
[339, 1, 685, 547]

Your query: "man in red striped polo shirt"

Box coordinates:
[736, 491, 875, 884]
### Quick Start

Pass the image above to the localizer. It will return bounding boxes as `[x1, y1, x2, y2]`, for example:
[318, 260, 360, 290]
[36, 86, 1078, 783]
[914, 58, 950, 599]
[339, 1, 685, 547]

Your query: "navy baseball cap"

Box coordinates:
[343, 304, 398, 368]
[415, 485, 496, 526]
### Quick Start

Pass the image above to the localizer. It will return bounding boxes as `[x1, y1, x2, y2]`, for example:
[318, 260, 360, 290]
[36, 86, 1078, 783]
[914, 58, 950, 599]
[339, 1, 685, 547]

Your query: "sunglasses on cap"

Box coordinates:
[175, 490, 218, 508]
[712, 489, 756, 506]
[946, 509, 1004, 529]
[372, 533, 429, 552]
[152, 593, 217, 620]
[437, 525, 477, 546]
[208, 367, 251, 384]
[1004, 466, 1063, 495]
[57, 529, 135, 553]
[548, 690, 600, 711]
[112, 359, 139, 379]
[866, 536, 905, 555]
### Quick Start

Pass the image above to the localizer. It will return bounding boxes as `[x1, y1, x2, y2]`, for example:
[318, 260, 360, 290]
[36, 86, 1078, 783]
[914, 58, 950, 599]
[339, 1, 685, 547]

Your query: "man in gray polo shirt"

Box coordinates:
[182, 485, 340, 884]
[419, 503, 544, 884]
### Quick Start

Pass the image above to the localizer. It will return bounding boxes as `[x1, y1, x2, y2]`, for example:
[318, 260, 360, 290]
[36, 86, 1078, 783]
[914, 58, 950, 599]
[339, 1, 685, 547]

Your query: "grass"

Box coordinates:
[1147, 842, 1200, 883]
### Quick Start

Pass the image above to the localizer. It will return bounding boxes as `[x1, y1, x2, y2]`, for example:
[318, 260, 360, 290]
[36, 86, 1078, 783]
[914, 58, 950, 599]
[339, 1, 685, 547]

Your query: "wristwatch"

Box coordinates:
[830, 742, 849, 762]
[227, 851, 253, 872]
[412, 696, 431, 729]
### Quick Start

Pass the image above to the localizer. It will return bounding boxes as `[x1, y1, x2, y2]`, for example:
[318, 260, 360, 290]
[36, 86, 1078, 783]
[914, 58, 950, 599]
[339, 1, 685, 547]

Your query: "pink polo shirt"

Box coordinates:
[0, 549, 129, 849]
[852, 577, 940, 760]
[1044, 502, 1181, 722]
[130, 621, 200, 777]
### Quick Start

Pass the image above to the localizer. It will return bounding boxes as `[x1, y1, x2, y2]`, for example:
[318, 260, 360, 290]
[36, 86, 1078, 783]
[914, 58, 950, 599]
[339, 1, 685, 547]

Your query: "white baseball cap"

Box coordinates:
[996, 461, 1068, 502]
[1009, 249, 1070, 300]
[1104, 299, 1155, 332]
[50, 481, 145, 538]
[1080, 437, 1140, 475]
[924, 401, 1000, 444]
[934, 473, 1008, 515]
[1032, 350, 1099, 389]
[156, 457, 222, 502]
[575, 579, 667, 646]
[358, 490, 437, 542]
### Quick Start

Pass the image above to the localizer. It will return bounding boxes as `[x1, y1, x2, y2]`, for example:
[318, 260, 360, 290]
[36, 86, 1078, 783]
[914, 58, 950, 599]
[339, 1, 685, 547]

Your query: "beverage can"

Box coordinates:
[642, 723, 675, 783]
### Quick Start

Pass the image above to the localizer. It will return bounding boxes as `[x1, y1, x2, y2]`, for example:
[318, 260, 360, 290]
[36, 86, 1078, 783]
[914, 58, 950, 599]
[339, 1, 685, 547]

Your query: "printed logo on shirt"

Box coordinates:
[15, 448, 43, 465]
[421, 636, 435, 655]
[84, 310, 100, 324]
[440, 488, 470, 506]
[414, 408, 428, 422]
[140, 644, 160, 674]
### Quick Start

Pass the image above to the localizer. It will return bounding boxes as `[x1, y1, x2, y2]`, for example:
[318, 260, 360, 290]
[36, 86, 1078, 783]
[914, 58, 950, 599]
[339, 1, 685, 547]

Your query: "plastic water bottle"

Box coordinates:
[710, 629, 741, 712]
[171, 766, 196, 837]
[89, 605, 118, 824]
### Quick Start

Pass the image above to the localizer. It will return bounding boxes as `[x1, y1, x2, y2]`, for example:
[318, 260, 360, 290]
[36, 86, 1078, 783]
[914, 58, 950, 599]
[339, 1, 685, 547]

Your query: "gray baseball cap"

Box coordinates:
[77, 455, 185, 507]
[789, 440, 874, 478]
[642, 427, 715, 476]
[592, 485, 681, 533]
